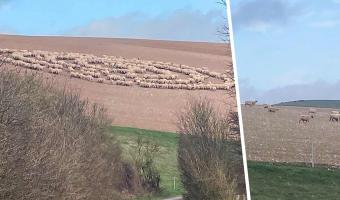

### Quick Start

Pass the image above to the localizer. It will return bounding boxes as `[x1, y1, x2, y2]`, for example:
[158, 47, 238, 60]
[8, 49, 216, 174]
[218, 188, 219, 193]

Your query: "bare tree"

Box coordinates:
[217, 0, 230, 42]
[0, 69, 125, 200]
[177, 98, 246, 200]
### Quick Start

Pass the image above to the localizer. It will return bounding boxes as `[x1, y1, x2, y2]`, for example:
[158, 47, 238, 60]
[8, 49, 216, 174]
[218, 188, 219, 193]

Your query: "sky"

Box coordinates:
[0, 0, 227, 42]
[230, 0, 340, 103]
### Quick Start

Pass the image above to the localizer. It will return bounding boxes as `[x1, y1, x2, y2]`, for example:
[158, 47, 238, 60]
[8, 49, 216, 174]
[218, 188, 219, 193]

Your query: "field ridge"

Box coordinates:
[275, 100, 340, 108]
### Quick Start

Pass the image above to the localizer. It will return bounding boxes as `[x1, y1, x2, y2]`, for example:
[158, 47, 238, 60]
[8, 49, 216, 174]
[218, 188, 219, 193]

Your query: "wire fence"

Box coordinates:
[246, 136, 340, 167]
[242, 104, 340, 168]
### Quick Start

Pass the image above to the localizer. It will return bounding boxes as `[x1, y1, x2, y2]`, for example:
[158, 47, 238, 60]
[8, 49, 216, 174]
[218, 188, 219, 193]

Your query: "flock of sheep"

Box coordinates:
[244, 100, 340, 124]
[0, 48, 234, 91]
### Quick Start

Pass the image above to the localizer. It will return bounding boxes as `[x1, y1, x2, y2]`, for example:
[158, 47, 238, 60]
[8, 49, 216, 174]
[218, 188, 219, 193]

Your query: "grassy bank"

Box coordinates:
[248, 161, 340, 200]
[108, 126, 184, 200]
[107, 126, 340, 200]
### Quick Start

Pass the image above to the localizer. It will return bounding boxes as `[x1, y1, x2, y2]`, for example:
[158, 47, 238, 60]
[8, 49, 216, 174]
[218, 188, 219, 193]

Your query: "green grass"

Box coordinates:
[275, 100, 340, 108]
[108, 126, 184, 200]
[248, 161, 340, 200]
[108, 126, 340, 200]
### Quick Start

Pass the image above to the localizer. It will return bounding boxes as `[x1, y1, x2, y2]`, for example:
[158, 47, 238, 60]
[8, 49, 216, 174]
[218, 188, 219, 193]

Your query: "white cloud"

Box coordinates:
[67, 9, 226, 42]
[232, 0, 302, 32]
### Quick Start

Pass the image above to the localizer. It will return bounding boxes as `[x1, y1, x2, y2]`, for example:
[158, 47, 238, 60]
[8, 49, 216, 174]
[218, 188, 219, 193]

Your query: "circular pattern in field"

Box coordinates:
[1, 48, 234, 91]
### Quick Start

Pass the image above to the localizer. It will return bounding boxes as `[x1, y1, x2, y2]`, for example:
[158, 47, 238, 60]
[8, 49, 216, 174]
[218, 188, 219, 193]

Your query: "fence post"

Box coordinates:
[311, 141, 315, 168]
[173, 177, 176, 191]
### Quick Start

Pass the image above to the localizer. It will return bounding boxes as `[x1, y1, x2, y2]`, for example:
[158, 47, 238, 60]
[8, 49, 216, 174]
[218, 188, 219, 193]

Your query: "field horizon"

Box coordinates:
[274, 100, 340, 109]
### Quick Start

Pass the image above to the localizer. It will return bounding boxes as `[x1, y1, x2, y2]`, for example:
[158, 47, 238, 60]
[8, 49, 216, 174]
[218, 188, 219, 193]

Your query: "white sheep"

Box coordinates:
[93, 72, 101, 78]
[48, 68, 62, 74]
[97, 78, 105, 83]
[245, 100, 258, 107]
[299, 114, 312, 124]
[308, 108, 317, 115]
[268, 107, 279, 112]
[330, 113, 340, 122]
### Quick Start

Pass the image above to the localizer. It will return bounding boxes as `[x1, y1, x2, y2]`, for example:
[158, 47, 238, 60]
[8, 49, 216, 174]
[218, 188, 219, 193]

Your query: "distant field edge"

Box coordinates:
[274, 100, 340, 108]
[108, 125, 177, 135]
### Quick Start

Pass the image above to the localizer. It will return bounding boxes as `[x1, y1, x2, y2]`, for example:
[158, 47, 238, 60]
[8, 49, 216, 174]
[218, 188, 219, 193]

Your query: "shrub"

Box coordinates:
[177, 98, 246, 200]
[0, 69, 123, 200]
[131, 136, 161, 193]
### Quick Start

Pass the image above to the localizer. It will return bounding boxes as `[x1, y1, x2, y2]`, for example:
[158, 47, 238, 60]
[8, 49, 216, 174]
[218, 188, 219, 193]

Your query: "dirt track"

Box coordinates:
[0, 35, 234, 132]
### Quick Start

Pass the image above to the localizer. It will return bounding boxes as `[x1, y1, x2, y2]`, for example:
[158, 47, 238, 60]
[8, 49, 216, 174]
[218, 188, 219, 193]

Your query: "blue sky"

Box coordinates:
[0, 0, 227, 42]
[231, 0, 340, 103]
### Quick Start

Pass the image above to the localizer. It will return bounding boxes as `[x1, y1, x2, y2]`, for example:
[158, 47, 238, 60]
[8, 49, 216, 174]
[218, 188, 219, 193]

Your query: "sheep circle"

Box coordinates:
[1, 48, 233, 91]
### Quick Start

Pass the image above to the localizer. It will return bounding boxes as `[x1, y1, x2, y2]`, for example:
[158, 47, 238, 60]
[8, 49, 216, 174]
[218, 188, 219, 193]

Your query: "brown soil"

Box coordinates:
[1, 35, 235, 132]
[242, 105, 340, 166]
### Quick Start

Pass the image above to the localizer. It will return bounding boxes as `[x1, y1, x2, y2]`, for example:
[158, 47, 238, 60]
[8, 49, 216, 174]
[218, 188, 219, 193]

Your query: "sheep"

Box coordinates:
[71, 72, 81, 78]
[87, 71, 95, 77]
[30, 64, 44, 71]
[308, 108, 317, 116]
[116, 69, 128, 74]
[139, 82, 151, 88]
[214, 84, 229, 90]
[263, 104, 271, 109]
[268, 107, 280, 112]
[48, 68, 62, 74]
[1, 48, 234, 91]
[68, 66, 75, 72]
[116, 80, 133, 86]
[245, 100, 258, 107]
[125, 73, 138, 79]
[134, 68, 146, 74]
[93, 72, 101, 78]
[84, 75, 93, 81]
[209, 86, 217, 91]
[102, 69, 110, 75]
[87, 68, 96, 73]
[174, 79, 190, 84]
[107, 74, 125, 81]
[299, 114, 313, 124]
[11, 53, 23, 60]
[97, 78, 105, 83]
[329, 113, 340, 122]
[12, 60, 25, 66]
